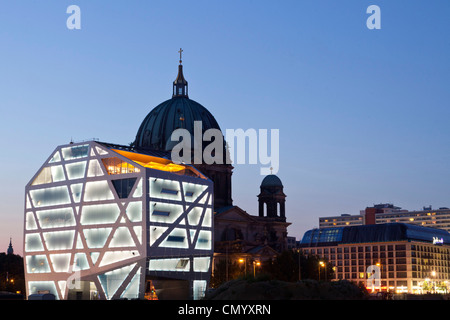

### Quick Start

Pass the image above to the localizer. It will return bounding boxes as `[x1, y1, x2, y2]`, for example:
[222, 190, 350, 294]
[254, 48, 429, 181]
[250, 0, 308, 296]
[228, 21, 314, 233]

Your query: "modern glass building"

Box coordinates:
[300, 223, 450, 294]
[23, 141, 214, 300]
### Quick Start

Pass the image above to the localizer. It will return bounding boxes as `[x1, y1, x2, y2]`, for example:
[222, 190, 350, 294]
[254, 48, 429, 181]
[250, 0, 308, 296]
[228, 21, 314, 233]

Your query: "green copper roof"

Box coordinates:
[134, 97, 222, 152]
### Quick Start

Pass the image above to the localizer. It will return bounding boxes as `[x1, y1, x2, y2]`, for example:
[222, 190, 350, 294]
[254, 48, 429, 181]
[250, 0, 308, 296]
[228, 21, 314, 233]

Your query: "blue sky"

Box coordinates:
[1, 1, 449, 255]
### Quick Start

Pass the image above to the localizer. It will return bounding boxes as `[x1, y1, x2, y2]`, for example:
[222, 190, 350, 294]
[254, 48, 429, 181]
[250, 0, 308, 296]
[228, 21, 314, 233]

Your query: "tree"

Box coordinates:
[0, 253, 25, 294]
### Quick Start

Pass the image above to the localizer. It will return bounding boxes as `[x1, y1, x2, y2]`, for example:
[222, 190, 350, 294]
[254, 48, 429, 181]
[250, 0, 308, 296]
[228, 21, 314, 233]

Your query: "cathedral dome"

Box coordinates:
[133, 49, 233, 209]
[134, 50, 222, 152]
[133, 96, 222, 151]
[260, 174, 283, 188]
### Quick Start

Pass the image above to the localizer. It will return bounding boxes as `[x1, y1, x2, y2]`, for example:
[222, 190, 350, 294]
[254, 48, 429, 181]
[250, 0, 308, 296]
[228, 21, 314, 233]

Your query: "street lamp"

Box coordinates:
[239, 258, 247, 276]
[319, 261, 326, 281]
[253, 261, 261, 277]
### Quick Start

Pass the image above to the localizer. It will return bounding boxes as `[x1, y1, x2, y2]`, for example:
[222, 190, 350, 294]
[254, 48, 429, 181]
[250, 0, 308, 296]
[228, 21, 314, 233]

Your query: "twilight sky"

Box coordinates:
[1, 1, 450, 256]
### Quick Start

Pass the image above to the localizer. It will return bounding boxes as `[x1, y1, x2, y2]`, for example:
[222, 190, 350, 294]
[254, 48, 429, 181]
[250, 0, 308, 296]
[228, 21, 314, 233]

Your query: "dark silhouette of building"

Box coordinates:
[258, 174, 286, 220]
[7, 238, 14, 255]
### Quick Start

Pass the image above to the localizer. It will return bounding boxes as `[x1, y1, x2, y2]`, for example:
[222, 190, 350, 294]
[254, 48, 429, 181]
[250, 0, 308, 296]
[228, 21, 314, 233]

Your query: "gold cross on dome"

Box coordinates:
[178, 48, 183, 64]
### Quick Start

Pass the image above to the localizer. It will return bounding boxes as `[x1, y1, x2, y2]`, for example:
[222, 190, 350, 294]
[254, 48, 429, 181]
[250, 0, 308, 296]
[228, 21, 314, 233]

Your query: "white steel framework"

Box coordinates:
[24, 141, 213, 300]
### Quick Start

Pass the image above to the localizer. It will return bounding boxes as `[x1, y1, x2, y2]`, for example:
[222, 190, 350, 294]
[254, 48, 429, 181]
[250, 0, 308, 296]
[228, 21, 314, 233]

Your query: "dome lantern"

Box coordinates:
[173, 48, 188, 98]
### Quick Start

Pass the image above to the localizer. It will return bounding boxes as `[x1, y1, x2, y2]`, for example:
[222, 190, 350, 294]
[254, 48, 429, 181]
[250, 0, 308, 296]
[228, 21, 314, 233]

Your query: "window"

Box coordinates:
[102, 157, 140, 175]
[153, 210, 170, 217]
[112, 178, 137, 198]
[61, 144, 89, 160]
[167, 236, 185, 242]
[176, 259, 189, 269]
[161, 188, 178, 195]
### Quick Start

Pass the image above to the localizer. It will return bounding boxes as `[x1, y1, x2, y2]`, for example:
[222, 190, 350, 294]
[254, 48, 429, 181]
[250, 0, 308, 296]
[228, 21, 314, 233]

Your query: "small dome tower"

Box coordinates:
[258, 174, 286, 221]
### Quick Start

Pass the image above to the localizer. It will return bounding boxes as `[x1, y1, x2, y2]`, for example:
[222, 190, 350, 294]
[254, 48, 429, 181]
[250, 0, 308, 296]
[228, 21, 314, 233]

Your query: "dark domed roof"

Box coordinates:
[261, 174, 283, 187]
[134, 97, 222, 152]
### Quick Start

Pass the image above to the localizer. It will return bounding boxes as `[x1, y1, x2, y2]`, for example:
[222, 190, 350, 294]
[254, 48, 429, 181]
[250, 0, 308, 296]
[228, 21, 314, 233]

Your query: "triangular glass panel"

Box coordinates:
[109, 227, 135, 248]
[25, 212, 38, 230]
[132, 178, 142, 198]
[202, 208, 212, 227]
[111, 178, 137, 199]
[87, 159, 104, 177]
[90, 252, 100, 265]
[133, 226, 142, 245]
[121, 269, 141, 300]
[32, 167, 52, 186]
[76, 232, 84, 249]
[149, 226, 167, 246]
[58, 281, 67, 299]
[26, 195, 32, 209]
[98, 264, 135, 299]
[187, 207, 203, 226]
[189, 229, 197, 246]
[49, 151, 61, 163]
[95, 146, 109, 155]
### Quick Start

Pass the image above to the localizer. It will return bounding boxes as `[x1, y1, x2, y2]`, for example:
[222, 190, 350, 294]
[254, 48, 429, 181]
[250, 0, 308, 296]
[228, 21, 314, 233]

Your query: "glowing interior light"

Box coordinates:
[87, 159, 104, 177]
[61, 144, 89, 160]
[84, 181, 114, 202]
[112, 149, 206, 178]
[83, 228, 112, 248]
[30, 186, 71, 208]
[126, 202, 142, 222]
[43, 230, 75, 250]
[26, 255, 51, 273]
[109, 227, 135, 248]
[36, 207, 76, 229]
[25, 212, 38, 230]
[80, 203, 120, 225]
[66, 161, 87, 180]
[193, 257, 211, 272]
[99, 251, 139, 267]
[98, 264, 136, 299]
[25, 233, 44, 252]
[49, 253, 71, 272]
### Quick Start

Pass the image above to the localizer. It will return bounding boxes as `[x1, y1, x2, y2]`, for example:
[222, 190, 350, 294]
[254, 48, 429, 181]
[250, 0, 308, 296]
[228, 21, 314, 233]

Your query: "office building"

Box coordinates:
[300, 223, 450, 293]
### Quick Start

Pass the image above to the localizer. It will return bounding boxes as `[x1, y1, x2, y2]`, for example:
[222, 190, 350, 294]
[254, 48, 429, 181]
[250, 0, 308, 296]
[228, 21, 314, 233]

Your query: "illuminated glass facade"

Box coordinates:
[24, 141, 213, 300]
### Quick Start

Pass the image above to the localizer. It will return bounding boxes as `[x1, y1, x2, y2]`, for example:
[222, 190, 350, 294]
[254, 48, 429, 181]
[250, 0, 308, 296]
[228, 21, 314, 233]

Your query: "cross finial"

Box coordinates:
[178, 48, 183, 64]
[270, 167, 273, 174]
